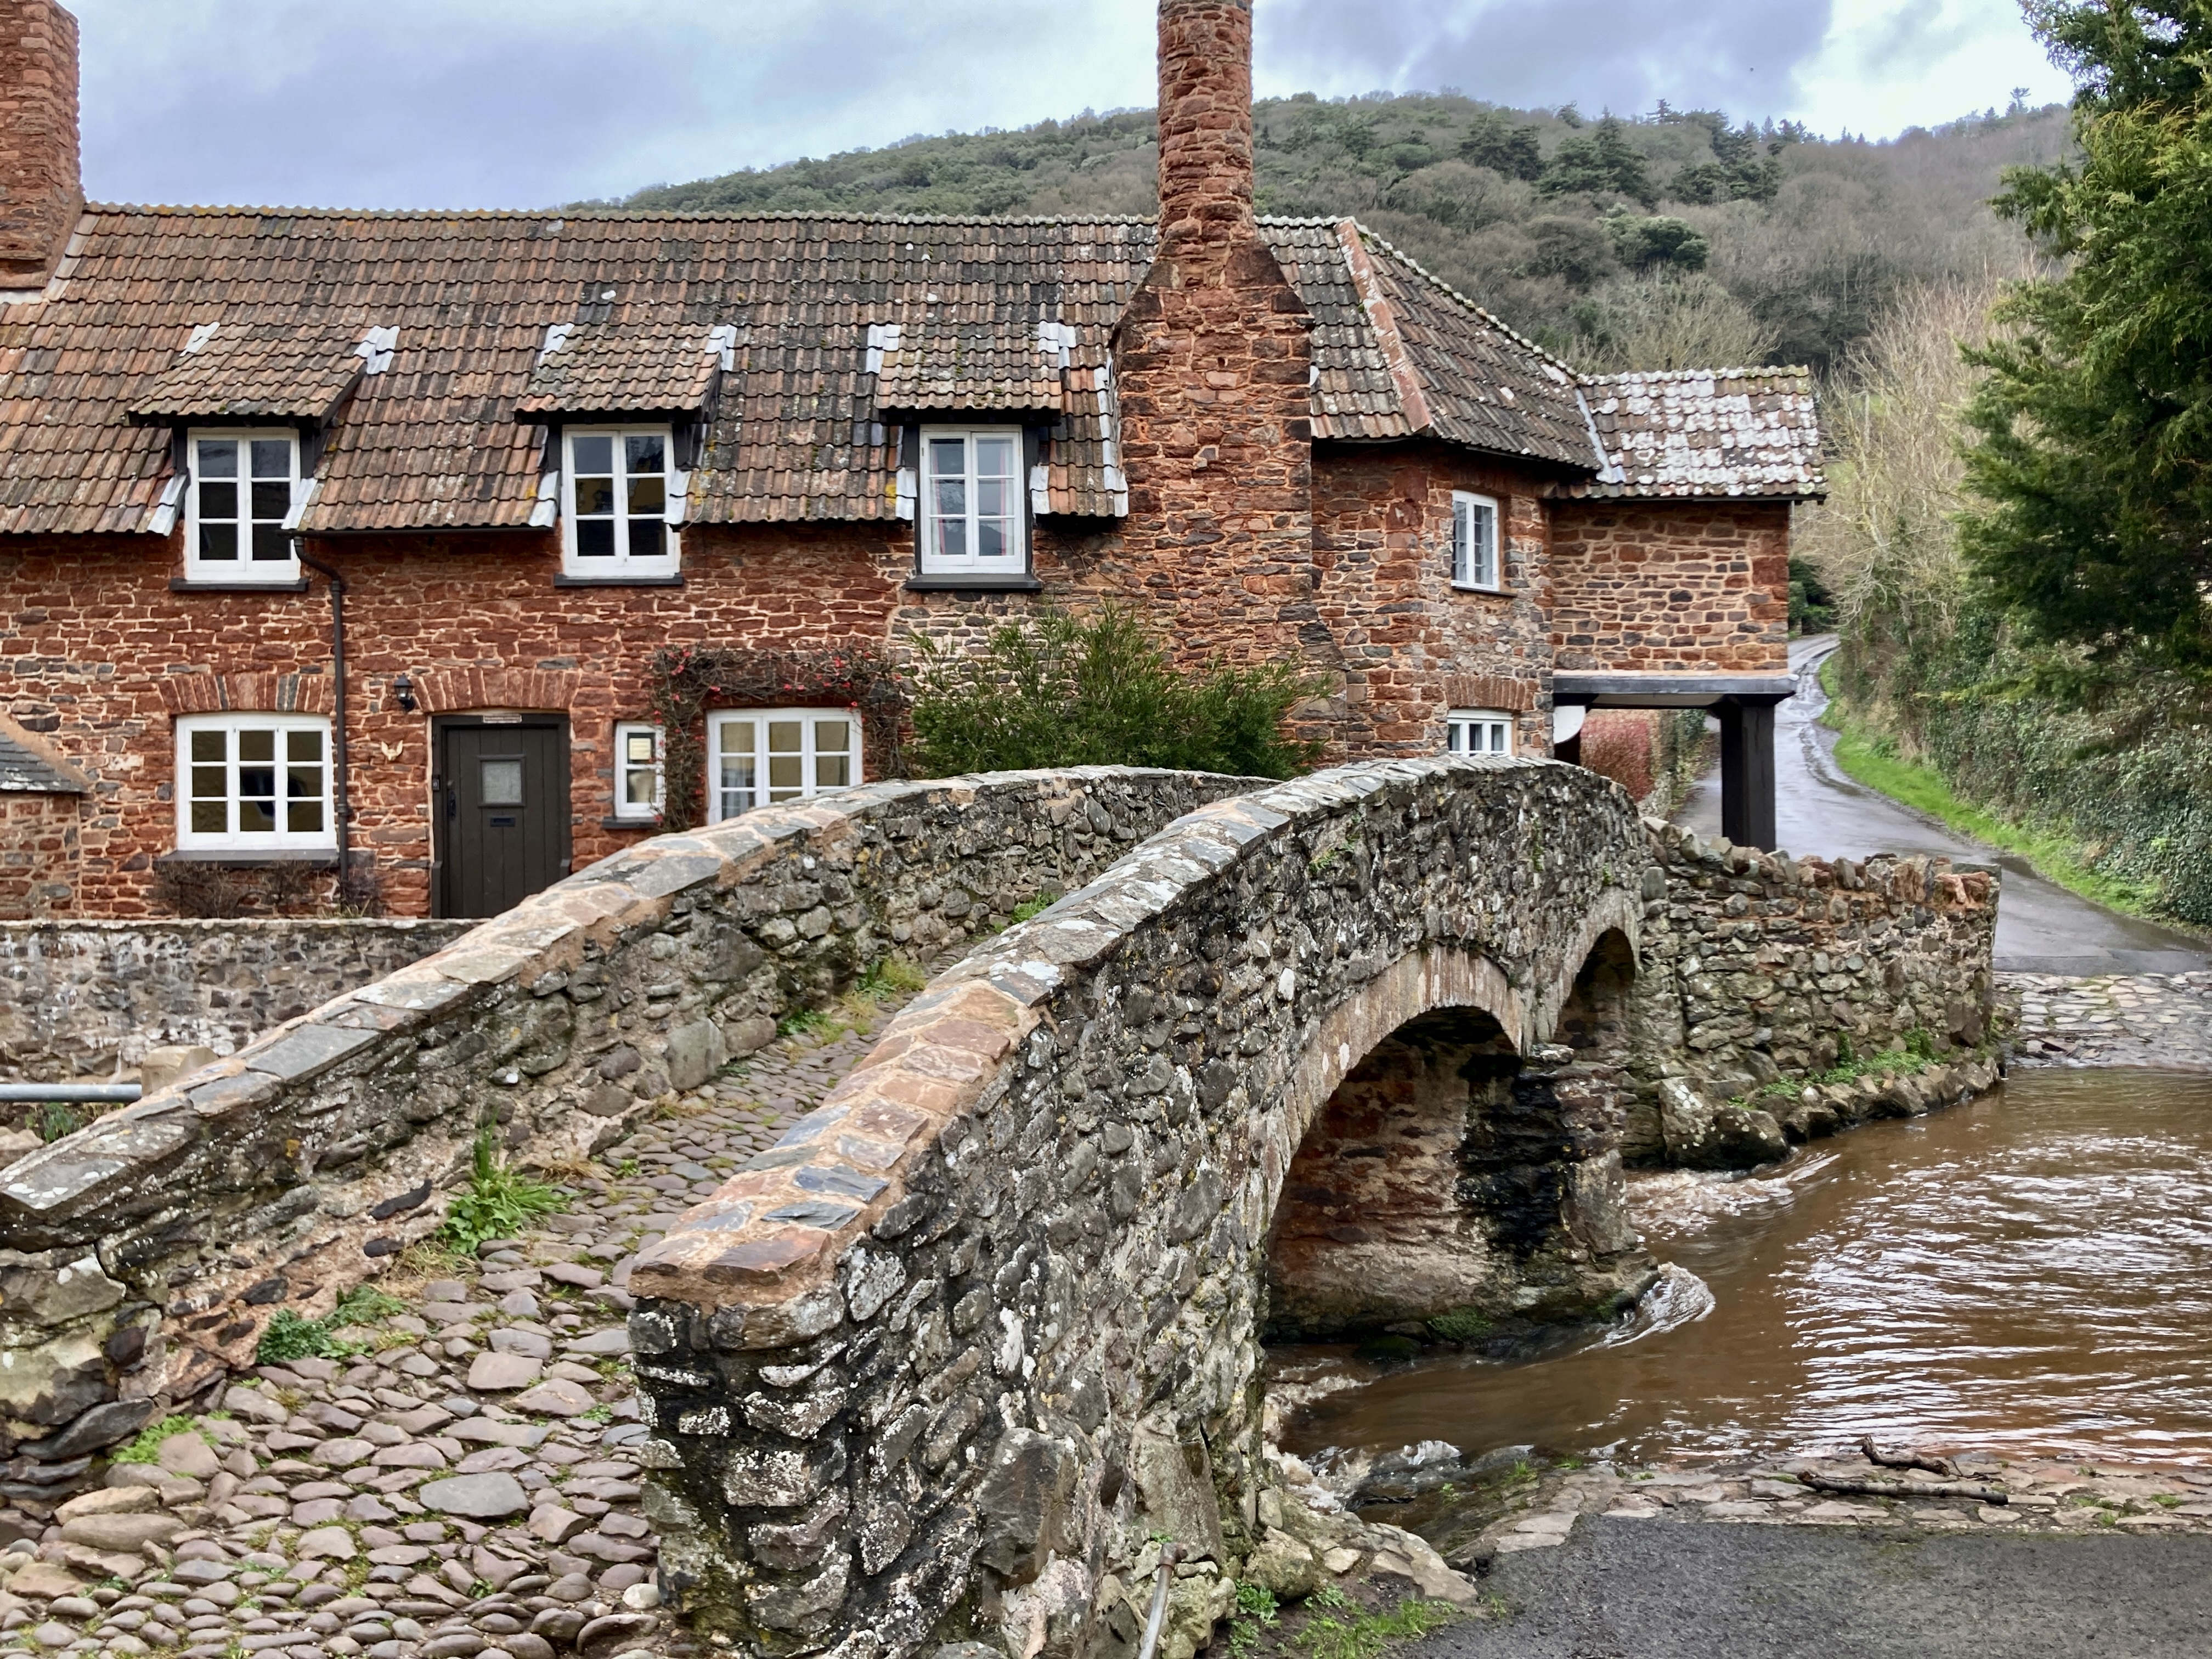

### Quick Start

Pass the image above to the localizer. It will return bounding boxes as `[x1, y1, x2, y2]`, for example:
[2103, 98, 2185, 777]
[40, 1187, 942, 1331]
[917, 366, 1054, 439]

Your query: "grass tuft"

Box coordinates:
[1297, 1599, 1461, 1659]
[111, 1415, 194, 1465]
[439, 1125, 567, 1252]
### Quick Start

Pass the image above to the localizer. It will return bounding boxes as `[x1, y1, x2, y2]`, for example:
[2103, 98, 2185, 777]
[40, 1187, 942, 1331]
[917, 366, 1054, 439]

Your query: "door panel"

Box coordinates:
[436, 719, 569, 918]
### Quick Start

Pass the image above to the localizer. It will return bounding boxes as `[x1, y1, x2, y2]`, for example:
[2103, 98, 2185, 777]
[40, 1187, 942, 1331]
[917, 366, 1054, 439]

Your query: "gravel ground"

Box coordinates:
[0, 1004, 905, 1659]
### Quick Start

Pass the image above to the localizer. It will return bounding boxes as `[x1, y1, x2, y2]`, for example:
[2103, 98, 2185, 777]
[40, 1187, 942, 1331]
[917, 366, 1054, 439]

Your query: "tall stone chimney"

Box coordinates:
[1155, 0, 1256, 274]
[1109, 0, 1335, 731]
[0, 0, 82, 287]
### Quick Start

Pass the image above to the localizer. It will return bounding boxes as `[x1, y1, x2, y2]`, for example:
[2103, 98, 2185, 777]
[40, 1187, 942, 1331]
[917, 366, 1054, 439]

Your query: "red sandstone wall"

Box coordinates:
[0, 789, 78, 917]
[1312, 442, 1556, 758]
[0, 0, 81, 284]
[0, 524, 911, 918]
[1549, 499, 1791, 674]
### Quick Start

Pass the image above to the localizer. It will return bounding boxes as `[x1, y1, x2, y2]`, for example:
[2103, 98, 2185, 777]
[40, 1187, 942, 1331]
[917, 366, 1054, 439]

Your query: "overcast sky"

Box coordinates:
[69, 0, 2074, 212]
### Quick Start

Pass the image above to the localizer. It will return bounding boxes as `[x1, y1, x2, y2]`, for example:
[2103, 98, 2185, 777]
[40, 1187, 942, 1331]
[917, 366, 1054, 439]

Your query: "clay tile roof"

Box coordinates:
[1260, 219, 1598, 470]
[1572, 368, 1825, 500]
[0, 202, 1814, 538]
[514, 320, 726, 417]
[872, 317, 1070, 415]
[125, 319, 367, 422]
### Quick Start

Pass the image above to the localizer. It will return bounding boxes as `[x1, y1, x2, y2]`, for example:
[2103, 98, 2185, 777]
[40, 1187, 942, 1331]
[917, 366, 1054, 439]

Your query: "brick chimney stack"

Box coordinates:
[0, 0, 82, 287]
[1155, 0, 1256, 274]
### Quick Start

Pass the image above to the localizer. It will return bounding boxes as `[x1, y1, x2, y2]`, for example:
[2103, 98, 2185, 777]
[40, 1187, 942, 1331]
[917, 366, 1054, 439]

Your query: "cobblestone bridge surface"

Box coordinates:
[0, 1007, 887, 1659]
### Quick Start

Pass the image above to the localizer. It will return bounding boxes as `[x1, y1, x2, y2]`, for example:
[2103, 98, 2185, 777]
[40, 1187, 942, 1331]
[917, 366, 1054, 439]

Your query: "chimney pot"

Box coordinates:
[0, 0, 83, 287]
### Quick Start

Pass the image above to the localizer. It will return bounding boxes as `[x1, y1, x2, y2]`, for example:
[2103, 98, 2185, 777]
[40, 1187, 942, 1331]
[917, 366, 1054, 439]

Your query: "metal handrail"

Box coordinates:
[1136, 1542, 1183, 1659]
[0, 1084, 141, 1103]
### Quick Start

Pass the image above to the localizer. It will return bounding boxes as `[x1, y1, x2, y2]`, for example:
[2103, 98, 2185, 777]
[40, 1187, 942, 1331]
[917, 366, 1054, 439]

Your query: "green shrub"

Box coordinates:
[439, 1126, 567, 1252]
[907, 605, 1323, 781]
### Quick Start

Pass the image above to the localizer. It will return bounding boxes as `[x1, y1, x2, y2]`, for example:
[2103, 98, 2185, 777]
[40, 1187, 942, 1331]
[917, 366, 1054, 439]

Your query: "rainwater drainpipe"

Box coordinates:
[295, 544, 351, 891]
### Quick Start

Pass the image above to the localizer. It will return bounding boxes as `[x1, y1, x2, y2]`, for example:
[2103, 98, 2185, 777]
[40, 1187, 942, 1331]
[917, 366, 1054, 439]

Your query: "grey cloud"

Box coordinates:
[70, 0, 1152, 210]
[1256, 0, 1837, 120]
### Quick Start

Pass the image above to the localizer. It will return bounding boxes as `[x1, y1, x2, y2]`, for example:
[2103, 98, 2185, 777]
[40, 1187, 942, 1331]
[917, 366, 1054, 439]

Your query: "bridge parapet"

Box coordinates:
[0, 769, 1249, 1458]
[626, 757, 1657, 1659]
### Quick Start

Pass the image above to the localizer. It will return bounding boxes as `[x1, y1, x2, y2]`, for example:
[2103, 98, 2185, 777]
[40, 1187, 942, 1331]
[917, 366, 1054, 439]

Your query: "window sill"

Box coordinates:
[904, 573, 1043, 593]
[554, 573, 685, 589]
[1450, 582, 1508, 596]
[600, 815, 663, 831]
[157, 848, 338, 868]
[171, 577, 309, 594]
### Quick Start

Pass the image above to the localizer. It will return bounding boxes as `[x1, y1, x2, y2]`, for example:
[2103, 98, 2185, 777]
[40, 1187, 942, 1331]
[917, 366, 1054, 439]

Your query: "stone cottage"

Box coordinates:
[0, 0, 1819, 922]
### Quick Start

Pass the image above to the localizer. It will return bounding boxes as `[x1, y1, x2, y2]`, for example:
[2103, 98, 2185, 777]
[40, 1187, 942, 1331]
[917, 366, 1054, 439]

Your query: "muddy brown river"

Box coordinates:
[1278, 1068, 2212, 1466]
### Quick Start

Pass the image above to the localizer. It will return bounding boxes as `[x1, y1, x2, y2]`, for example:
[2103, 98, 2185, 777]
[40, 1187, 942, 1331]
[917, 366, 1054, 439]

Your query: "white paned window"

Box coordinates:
[1446, 709, 1514, 757]
[186, 430, 300, 583]
[613, 722, 664, 822]
[176, 713, 334, 850]
[563, 427, 680, 577]
[708, 709, 859, 821]
[921, 428, 1025, 574]
[1451, 490, 1501, 590]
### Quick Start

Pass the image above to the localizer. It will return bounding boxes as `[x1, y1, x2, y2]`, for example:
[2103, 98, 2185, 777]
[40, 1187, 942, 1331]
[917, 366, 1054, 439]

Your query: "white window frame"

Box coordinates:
[1450, 490, 1502, 591]
[707, 708, 861, 822]
[612, 721, 665, 822]
[183, 428, 302, 584]
[1446, 708, 1515, 758]
[561, 426, 682, 578]
[175, 712, 335, 851]
[919, 426, 1028, 575]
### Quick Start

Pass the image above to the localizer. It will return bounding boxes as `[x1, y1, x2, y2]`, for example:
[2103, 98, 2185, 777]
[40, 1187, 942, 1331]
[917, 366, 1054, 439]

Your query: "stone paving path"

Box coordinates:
[1485, 1452, 2212, 1555]
[0, 1002, 906, 1659]
[2003, 970, 2212, 1068]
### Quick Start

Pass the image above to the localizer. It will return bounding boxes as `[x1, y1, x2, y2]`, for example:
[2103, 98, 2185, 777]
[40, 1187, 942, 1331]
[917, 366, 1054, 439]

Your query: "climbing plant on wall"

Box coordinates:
[644, 644, 909, 830]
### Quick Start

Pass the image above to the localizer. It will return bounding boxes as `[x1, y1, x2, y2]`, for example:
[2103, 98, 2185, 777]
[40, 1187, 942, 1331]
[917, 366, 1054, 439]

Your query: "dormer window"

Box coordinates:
[921, 428, 1025, 576]
[185, 430, 300, 583]
[563, 427, 681, 579]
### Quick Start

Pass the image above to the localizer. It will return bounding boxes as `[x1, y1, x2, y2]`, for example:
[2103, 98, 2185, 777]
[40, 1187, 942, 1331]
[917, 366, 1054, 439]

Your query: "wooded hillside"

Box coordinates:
[618, 94, 2070, 374]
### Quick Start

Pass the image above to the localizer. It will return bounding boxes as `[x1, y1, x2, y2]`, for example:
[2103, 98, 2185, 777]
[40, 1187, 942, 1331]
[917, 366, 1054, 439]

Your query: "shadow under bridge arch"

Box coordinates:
[1262, 924, 1655, 1345]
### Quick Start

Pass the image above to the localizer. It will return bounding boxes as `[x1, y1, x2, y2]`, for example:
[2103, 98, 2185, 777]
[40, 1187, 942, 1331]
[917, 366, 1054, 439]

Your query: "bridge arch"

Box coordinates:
[629, 759, 1657, 1658]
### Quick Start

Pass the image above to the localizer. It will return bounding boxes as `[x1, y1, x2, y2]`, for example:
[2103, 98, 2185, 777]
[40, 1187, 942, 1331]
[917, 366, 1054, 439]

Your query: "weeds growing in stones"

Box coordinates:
[439, 1125, 567, 1251]
[1230, 1583, 1282, 1658]
[111, 1415, 194, 1464]
[1297, 1599, 1460, 1659]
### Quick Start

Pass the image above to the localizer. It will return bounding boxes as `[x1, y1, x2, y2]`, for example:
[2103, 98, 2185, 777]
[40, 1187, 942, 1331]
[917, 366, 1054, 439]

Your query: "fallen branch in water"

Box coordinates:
[1804, 1470, 2008, 1505]
[1861, 1435, 1960, 1479]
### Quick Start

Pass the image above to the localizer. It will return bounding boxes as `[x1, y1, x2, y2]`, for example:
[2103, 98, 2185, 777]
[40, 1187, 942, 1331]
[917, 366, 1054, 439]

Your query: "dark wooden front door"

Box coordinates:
[435, 717, 570, 919]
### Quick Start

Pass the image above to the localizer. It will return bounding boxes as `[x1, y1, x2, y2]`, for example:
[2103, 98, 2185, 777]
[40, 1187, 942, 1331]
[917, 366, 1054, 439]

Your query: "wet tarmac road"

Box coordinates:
[1420, 1517, 2212, 1658]
[1672, 636, 2211, 975]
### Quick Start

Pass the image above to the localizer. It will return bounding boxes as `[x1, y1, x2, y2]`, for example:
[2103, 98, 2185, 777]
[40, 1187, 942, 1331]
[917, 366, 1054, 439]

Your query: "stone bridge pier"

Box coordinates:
[625, 759, 1661, 1659]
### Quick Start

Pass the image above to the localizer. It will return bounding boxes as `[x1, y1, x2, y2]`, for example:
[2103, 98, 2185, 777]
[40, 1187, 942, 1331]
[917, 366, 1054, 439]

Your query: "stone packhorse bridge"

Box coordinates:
[0, 760, 1997, 1659]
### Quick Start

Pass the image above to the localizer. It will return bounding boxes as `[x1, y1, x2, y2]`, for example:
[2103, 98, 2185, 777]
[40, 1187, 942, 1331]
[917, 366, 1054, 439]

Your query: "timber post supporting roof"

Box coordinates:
[0, 205, 1822, 541]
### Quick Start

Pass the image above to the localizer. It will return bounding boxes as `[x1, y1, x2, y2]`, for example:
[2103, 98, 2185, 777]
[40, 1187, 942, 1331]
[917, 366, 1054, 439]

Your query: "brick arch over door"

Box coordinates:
[407, 667, 581, 714]
[625, 758, 1654, 1657]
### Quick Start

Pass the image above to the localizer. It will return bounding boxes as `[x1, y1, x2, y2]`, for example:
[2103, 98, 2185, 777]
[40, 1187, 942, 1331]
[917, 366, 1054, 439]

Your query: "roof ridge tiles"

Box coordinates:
[1583, 365, 1814, 383]
[84, 202, 1161, 229]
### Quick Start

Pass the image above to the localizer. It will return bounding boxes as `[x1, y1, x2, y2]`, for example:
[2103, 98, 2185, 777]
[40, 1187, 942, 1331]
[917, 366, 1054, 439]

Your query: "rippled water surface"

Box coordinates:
[1279, 1069, 2212, 1464]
